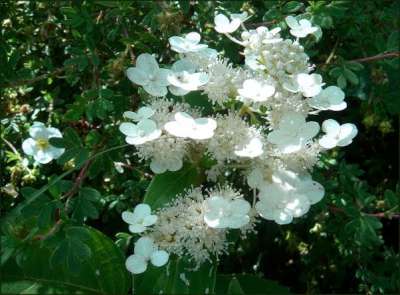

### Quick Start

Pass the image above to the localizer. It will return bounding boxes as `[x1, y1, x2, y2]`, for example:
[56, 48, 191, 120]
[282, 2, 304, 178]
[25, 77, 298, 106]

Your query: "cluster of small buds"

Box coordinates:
[117, 11, 359, 274]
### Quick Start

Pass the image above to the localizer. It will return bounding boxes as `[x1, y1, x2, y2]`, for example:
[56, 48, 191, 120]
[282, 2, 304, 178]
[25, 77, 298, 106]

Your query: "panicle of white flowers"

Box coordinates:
[114, 10, 360, 275]
[148, 187, 229, 267]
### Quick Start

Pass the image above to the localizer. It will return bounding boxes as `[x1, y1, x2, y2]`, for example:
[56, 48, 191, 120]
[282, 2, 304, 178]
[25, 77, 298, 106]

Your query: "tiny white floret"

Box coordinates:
[267, 112, 319, 154]
[318, 119, 358, 149]
[237, 79, 275, 103]
[119, 119, 161, 145]
[214, 13, 241, 34]
[126, 53, 171, 97]
[204, 196, 251, 229]
[164, 112, 217, 140]
[125, 237, 169, 274]
[285, 16, 318, 38]
[122, 203, 158, 233]
[169, 32, 208, 53]
[308, 86, 347, 111]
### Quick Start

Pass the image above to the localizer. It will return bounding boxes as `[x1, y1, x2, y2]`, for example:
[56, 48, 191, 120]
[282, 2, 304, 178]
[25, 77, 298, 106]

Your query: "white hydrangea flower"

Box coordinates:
[169, 32, 208, 53]
[290, 73, 324, 97]
[255, 169, 324, 224]
[22, 122, 65, 164]
[234, 137, 263, 158]
[123, 107, 155, 121]
[125, 236, 169, 274]
[308, 86, 347, 111]
[203, 195, 251, 229]
[267, 112, 319, 154]
[319, 119, 358, 149]
[237, 79, 275, 103]
[126, 53, 171, 97]
[256, 183, 310, 224]
[285, 16, 318, 38]
[214, 13, 241, 34]
[167, 59, 208, 96]
[119, 119, 161, 145]
[150, 156, 183, 174]
[122, 203, 158, 233]
[164, 112, 217, 140]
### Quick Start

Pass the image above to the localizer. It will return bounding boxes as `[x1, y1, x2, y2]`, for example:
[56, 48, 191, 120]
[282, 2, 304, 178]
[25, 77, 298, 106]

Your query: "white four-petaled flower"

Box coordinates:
[318, 119, 358, 149]
[308, 86, 347, 111]
[255, 169, 324, 224]
[267, 112, 319, 154]
[125, 236, 169, 274]
[167, 59, 208, 96]
[214, 13, 242, 34]
[285, 16, 318, 38]
[122, 203, 157, 233]
[237, 79, 275, 103]
[295, 73, 324, 97]
[203, 196, 251, 229]
[22, 122, 65, 164]
[164, 112, 217, 140]
[119, 119, 161, 145]
[126, 53, 171, 97]
[169, 32, 208, 53]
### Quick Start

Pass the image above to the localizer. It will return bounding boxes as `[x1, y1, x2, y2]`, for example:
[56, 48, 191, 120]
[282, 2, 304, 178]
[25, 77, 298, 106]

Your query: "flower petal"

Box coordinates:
[134, 237, 156, 259]
[126, 67, 149, 86]
[22, 138, 38, 156]
[126, 254, 148, 274]
[150, 250, 169, 267]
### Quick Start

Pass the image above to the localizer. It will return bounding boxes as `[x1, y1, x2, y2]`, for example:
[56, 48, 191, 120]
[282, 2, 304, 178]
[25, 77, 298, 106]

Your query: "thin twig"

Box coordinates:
[123, 28, 136, 64]
[329, 205, 400, 219]
[349, 51, 400, 63]
[2, 67, 65, 88]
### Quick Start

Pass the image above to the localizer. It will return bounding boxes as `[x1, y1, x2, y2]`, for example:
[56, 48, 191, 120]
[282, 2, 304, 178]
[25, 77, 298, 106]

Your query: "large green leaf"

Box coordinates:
[134, 258, 217, 295]
[1, 226, 131, 295]
[143, 164, 202, 209]
[215, 274, 291, 295]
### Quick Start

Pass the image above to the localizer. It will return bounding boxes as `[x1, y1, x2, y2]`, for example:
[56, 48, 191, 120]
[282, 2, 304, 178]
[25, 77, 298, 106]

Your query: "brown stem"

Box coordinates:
[2, 67, 65, 88]
[34, 219, 63, 241]
[349, 51, 400, 63]
[62, 159, 92, 202]
[329, 205, 400, 219]
[123, 28, 136, 64]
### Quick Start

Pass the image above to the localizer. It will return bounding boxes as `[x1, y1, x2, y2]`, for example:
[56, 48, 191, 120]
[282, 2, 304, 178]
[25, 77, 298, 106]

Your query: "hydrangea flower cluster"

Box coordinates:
[118, 12, 359, 274]
[20, 11, 359, 276]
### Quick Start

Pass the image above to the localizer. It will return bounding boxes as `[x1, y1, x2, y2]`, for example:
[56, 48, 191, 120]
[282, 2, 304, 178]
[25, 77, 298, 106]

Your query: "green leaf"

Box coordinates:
[337, 74, 347, 89]
[143, 164, 202, 209]
[216, 274, 291, 295]
[135, 258, 217, 295]
[72, 187, 100, 222]
[2, 226, 131, 294]
[343, 68, 359, 85]
[283, 1, 304, 13]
